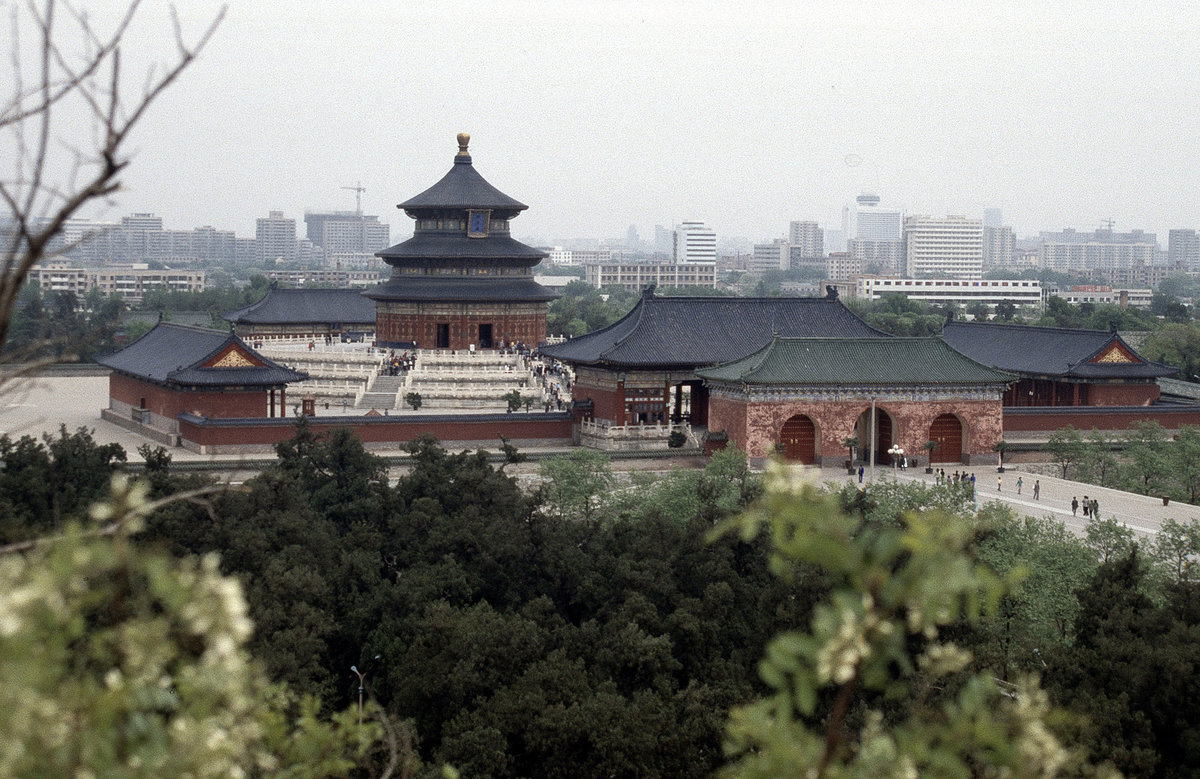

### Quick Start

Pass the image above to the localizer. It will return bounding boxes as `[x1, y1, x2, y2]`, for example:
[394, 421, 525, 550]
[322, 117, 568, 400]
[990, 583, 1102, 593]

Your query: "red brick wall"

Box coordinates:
[110, 374, 267, 419]
[178, 415, 572, 453]
[707, 394, 1003, 464]
[1004, 407, 1200, 432]
[1088, 383, 1159, 406]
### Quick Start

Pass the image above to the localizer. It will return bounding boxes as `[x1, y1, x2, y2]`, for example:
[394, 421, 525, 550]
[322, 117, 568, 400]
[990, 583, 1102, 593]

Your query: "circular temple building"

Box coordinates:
[365, 133, 557, 350]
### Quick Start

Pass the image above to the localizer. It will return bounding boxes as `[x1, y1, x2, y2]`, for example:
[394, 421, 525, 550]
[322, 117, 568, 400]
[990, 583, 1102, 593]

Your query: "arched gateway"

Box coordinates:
[928, 413, 964, 463]
[779, 414, 817, 464]
[698, 337, 1013, 467]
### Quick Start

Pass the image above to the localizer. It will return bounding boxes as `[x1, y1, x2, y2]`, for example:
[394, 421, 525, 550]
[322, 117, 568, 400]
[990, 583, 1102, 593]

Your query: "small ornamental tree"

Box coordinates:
[404, 392, 422, 412]
[503, 389, 522, 413]
[715, 461, 1090, 777]
[842, 436, 859, 462]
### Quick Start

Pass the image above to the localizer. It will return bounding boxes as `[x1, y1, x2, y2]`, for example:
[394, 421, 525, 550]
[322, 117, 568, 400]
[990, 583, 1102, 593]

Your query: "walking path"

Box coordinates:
[817, 463, 1200, 539]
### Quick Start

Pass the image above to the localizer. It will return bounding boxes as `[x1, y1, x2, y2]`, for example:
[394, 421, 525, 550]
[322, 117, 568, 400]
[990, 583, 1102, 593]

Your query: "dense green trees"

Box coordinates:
[8, 421, 1200, 774]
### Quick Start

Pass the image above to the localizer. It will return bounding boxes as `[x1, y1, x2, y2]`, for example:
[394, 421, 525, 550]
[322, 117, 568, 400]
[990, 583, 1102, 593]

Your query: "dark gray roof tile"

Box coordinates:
[541, 292, 887, 368]
[97, 323, 306, 386]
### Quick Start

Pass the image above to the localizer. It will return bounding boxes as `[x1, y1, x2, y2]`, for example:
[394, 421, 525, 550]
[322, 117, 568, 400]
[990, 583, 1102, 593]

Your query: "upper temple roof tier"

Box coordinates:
[540, 289, 888, 369]
[395, 133, 529, 216]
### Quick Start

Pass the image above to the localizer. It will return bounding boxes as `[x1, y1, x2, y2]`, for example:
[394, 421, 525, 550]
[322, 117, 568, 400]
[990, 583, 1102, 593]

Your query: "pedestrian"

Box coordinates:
[858, 466, 864, 484]
[1017, 476, 1023, 495]
[1082, 495, 1090, 517]
[1092, 498, 1099, 518]
[997, 475, 1002, 492]
[1033, 479, 1040, 500]
[1071, 497, 1078, 516]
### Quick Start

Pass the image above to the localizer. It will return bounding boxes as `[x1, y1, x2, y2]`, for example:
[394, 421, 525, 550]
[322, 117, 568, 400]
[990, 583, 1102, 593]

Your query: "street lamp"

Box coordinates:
[350, 665, 365, 725]
[887, 445, 904, 472]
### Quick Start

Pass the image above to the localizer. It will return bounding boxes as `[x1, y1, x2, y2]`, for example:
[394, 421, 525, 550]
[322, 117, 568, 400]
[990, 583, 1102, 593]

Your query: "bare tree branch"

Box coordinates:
[0, 1, 225, 355]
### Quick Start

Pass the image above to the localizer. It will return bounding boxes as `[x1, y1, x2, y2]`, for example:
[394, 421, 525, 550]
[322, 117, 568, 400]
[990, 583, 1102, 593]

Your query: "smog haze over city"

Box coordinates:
[62, 0, 1200, 244]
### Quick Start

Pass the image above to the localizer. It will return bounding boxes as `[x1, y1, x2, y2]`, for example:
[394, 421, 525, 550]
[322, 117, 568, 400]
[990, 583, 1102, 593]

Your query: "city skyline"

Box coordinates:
[43, 2, 1200, 246]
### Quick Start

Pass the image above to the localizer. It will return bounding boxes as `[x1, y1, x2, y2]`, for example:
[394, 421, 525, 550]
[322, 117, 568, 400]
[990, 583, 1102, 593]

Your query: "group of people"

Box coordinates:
[1071, 495, 1100, 518]
[384, 350, 415, 376]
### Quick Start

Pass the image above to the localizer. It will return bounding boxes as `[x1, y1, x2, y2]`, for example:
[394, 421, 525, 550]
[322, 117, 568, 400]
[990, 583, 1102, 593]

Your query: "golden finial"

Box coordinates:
[456, 132, 470, 157]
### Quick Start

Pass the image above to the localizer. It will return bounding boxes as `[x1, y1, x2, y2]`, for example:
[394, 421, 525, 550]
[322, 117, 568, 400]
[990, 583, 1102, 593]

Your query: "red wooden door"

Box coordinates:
[780, 415, 816, 464]
[929, 414, 963, 463]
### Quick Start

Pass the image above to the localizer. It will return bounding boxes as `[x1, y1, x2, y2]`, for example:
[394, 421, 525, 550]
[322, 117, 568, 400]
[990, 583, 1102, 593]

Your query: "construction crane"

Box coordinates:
[1100, 218, 1115, 233]
[342, 181, 366, 215]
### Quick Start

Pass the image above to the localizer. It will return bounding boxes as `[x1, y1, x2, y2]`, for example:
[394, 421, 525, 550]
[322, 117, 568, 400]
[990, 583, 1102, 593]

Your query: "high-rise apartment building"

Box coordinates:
[256, 210, 297, 264]
[673, 221, 717, 264]
[902, 215, 983, 279]
[303, 211, 390, 256]
[983, 208, 1003, 228]
[982, 225, 1015, 269]
[788, 221, 823, 258]
[1168, 229, 1200, 271]
[1038, 228, 1158, 273]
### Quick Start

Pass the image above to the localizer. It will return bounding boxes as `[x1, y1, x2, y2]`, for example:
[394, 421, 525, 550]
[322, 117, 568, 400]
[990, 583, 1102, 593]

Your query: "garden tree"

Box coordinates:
[1149, 290, 1190, 322]
[1172, 425, 1200, 503]
[965, 301, 990, 322]
[503, 388, 523, 412]
[1077, 428, 1119, 487]
[716, 462, 1086, 777]
[1046, 425, 1086, 478]
[405, 391, 423, 411]
[545, 281, 638, 337]
[970, 507, 1098, 678]
[1120, 420, 1171, 496]
[1151, 518, 1200, 583]
[1141, 322, 1200, 383]
[993, 299, 1017, 321]
[1083, 515, 1135, 565]
[1080, 302, 1157, 332]
[1045, 549, 1200, 777]
[537, 448, 615, 522]
[0, 478, 380, 777]
[0, 425, 126, 543]
[1038, 296, 1086, 329]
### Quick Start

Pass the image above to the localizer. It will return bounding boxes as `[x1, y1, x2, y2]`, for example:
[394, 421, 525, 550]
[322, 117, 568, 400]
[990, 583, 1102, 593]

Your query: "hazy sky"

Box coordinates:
[52, 1, 1200, 245]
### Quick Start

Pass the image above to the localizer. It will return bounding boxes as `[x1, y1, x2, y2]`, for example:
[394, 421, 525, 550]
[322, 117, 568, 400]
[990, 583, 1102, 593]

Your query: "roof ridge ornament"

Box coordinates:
[456, 132, 470, 160]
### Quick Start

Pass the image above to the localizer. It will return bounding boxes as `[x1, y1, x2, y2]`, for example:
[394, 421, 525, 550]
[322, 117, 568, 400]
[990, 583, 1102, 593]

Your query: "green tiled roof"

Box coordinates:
[697, 337, 1016, 386]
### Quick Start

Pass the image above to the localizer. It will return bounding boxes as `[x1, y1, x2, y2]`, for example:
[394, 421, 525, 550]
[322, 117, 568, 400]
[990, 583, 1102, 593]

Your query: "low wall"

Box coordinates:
[177, 411, 573, 454]
[1003, 404, 1200, 434]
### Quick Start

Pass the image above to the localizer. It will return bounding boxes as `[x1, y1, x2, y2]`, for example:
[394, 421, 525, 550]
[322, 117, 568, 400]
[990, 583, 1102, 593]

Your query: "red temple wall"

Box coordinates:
[708, 394, 1003, 464]
[1088, 383, 1159, 406]
[110, 374, 267, 419]
[178, 415, 572, 454]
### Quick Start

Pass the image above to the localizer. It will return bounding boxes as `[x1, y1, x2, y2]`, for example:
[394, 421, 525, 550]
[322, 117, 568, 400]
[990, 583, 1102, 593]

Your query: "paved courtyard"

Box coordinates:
[814, 463, 1200, 540]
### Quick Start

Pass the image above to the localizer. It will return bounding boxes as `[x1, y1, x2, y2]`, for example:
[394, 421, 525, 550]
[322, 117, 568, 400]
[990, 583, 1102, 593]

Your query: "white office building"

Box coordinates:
[750, 239, 789, 273]
[673, 221, 717, 264]
[856, 276, 1042, 310]
[256, 210, 297, 264]
[902, 215, 983, 279]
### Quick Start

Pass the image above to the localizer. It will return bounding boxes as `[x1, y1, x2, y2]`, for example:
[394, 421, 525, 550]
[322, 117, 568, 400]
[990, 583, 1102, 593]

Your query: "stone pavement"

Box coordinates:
[815, 462, 1200, 539]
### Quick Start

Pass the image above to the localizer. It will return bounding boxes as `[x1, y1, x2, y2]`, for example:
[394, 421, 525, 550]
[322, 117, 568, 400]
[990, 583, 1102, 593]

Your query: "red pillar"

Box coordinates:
[280, 387, 287, 416]
[269, 389, 275, 418]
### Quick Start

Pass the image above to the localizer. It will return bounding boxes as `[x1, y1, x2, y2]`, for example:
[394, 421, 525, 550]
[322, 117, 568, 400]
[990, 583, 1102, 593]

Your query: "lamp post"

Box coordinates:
[350, 665, 365, 726]
[887, 445, 904, 474]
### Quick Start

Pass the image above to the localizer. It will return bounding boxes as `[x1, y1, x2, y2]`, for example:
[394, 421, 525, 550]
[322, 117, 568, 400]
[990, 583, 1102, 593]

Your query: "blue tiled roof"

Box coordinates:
[97, 323, 306, 386]
[222, 288, 376, 326]
[942, 320, 1177, 379]
[541, 291, 888, 368]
